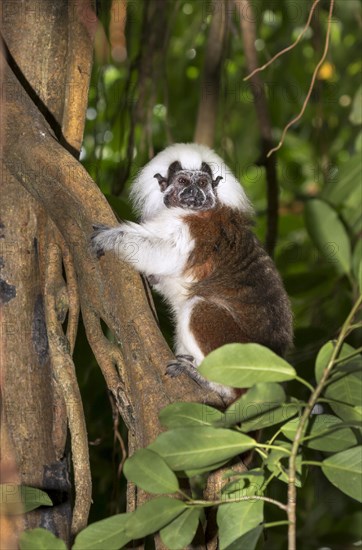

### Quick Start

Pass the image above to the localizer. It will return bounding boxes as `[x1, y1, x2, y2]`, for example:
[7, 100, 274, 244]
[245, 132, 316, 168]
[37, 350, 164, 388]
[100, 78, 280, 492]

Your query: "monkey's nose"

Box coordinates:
[180, 185, 204, 206]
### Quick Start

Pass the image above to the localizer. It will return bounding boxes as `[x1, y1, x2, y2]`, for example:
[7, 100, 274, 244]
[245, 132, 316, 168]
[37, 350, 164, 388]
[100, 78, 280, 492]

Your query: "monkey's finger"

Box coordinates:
[166, 362, 185, 378]
[92, 223, 110, 232]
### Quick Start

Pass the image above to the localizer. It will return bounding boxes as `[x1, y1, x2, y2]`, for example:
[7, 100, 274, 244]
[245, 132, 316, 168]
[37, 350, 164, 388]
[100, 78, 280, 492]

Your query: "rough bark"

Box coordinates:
[1, 0, 77, 542]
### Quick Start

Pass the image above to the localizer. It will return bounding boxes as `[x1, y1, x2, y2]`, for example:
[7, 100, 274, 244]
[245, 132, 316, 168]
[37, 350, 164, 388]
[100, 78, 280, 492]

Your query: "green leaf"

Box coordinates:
[160, 508, 200, 549]
[125, 497, 187, 539]
[322, 446, 362, 502]
[359, 260, 362, 294]
[305, 199, 351, 275]
[148, 427, 256, 470]
[19, 529, 66, 550]
[240, 399, 301, 432]
[0, 485, 52, 515]
[159, 402, 224, 428]
[123, 449, 179, 494]
[322, 155, 362, 210]
[282, 414, 357, 452]
[316, 343, 362, 418]
[315, 341, 361, 385]
[327, 403, 362, 426]
[73, 514, 131, 550]
[315, 341, 335, 383]
[198, 344, 296, 388]
[352, 239, 362, 285]
[217, 500, 263, 549]
[222, 525, 263, 550]
[223, 383, 286, 427]
[183, 459, 230, 478]
[222, 469, 265, 497]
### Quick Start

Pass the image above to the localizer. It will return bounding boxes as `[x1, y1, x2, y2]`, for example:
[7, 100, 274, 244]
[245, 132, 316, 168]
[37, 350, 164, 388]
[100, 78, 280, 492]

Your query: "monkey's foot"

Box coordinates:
[167, 355, 236, 402]
[91, 223, 111, 258]
[166, 355, 212, 390]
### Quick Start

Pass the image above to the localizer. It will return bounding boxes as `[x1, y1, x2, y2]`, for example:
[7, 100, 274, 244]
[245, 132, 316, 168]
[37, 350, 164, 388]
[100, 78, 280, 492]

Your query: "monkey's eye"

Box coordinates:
[198, 178, 208, 187]
[178, 177, 189, 185]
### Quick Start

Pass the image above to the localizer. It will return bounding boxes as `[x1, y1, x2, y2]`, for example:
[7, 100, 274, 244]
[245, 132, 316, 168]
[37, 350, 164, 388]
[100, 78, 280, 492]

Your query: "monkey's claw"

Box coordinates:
[91, 223, 110, 259]
[92, 223, 110, 232]
[166, 362, 185, 378]
[166, 355, 197, 379]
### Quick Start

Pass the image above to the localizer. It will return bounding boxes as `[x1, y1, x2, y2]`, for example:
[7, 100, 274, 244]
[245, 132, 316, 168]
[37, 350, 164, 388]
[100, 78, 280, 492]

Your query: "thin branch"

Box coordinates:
[192, 495, 288, 513]
[268, 0, 335, 158]
[244, 0, 321, 82]
[44, 226, 92, 535]
[287, 294, 362, 550]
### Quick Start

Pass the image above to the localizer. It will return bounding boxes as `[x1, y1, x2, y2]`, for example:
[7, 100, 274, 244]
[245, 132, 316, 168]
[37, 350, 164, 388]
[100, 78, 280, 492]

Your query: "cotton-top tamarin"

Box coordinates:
[91, 143, 293, 401]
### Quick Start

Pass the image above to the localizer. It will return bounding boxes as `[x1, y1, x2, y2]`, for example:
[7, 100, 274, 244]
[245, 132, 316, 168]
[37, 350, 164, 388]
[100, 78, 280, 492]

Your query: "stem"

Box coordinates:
[317, 396, 360, 410]
[264, 520, 291, 528]
[261, 472, 277, 491]
[334, 346, 362, 364]
[256, 443, 291, 454]
[267, 426, 285, 446]
[295, 376, 315, 393]
[254, 447, 268, 459]
[190, 495, 288, 512]
[347, 323, 362, 332]
[302, 461, 323, 467]
[287, 294, 362, 550]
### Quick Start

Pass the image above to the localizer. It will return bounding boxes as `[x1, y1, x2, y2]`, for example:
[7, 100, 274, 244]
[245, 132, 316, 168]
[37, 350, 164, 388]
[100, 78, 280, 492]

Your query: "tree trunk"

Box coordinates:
[1, 1, 224, 544]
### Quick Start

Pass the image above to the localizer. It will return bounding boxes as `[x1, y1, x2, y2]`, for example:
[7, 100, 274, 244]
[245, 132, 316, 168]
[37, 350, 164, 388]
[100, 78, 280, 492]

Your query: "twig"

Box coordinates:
[192, 494, 288, 513]
[44, 226, 92, 535]
[267, 0, 335, 158]
[244, 0, 321, 82]
[287, 294, 362, 550]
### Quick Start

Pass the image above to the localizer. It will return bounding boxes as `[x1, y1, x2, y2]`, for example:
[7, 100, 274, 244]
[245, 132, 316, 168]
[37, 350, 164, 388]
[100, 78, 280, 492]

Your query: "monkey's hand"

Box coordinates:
[91, 223, 124, 259]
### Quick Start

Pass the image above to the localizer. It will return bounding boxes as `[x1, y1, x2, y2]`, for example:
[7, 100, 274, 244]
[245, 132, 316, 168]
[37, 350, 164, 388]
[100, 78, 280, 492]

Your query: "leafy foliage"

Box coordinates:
[22, 305, 362, 548]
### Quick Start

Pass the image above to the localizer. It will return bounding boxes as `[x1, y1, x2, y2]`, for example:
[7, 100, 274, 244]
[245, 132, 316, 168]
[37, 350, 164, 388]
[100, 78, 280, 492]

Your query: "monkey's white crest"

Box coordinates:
[130, 143, 252, 220]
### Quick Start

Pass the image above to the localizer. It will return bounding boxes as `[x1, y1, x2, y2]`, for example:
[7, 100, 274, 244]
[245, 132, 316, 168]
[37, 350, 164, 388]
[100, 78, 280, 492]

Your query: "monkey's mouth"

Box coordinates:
[178, 187, 211, 210]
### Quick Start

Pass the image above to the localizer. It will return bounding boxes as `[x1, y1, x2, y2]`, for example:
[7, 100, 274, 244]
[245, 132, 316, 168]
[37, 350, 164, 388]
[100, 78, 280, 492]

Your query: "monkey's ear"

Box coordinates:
[167, 160, 182, 179]
[212, 176, 223, 187]
[201, 162, 213, 177]
[154, 173, 169, 192]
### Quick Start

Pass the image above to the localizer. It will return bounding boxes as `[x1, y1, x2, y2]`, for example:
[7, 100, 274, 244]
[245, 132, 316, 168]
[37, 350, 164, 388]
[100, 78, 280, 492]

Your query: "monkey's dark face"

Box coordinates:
[154, 161, 223, 211]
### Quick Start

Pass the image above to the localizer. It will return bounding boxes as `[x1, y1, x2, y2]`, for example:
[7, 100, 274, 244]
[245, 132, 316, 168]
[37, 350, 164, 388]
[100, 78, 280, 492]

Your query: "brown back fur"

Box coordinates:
[184, 206, 293, 358]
